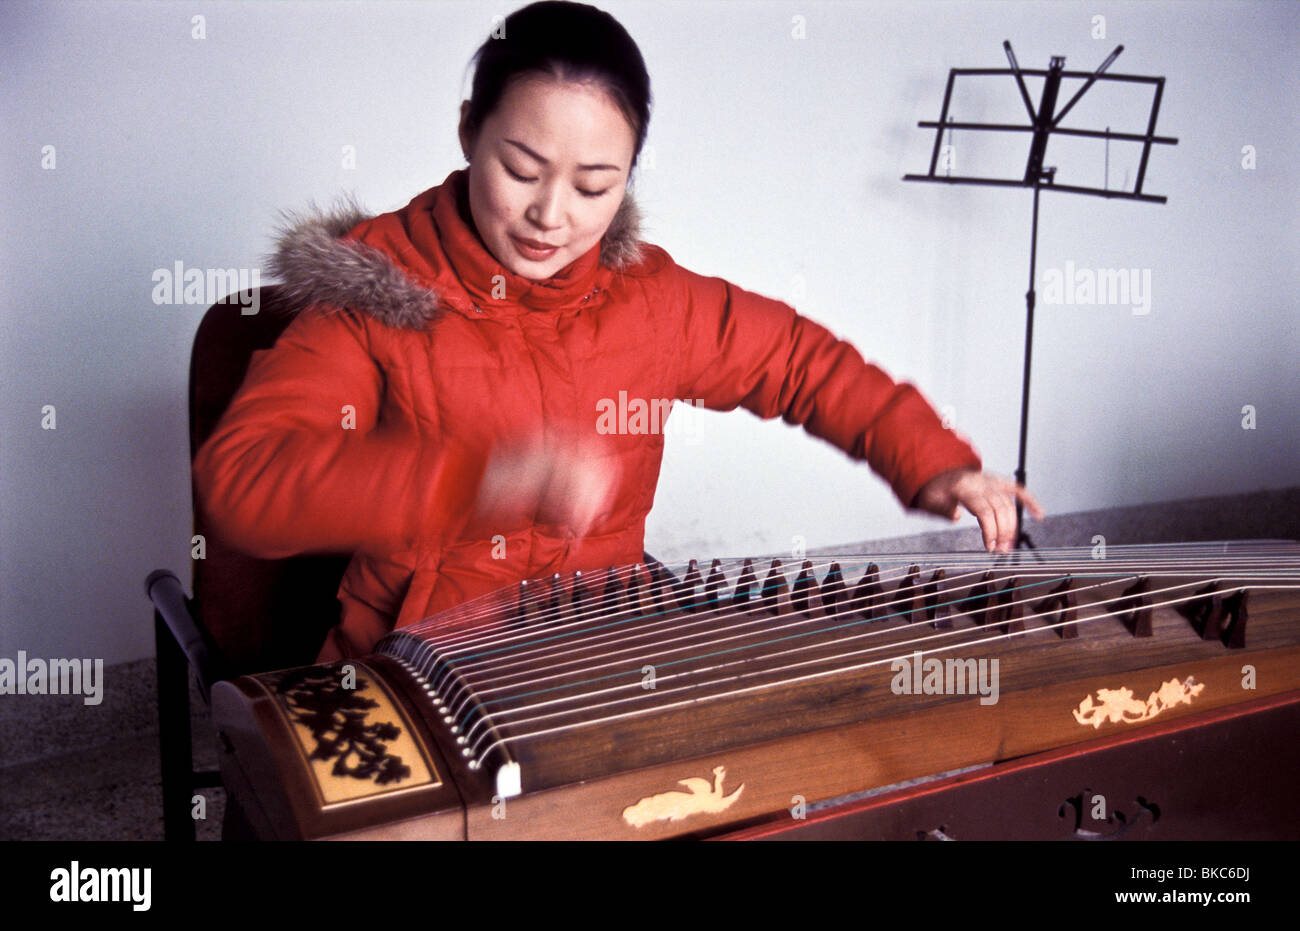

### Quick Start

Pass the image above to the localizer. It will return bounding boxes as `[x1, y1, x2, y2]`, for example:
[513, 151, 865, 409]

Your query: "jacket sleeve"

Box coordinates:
[192, 307, 481, 560]
[669, 262, 982, 510]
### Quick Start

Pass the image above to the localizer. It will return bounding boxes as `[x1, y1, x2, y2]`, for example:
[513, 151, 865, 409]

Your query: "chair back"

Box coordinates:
[189, 286, 348, 674]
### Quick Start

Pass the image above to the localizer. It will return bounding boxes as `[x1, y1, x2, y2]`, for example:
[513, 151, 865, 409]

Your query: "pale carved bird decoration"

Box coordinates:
[621, 765, 746, 828]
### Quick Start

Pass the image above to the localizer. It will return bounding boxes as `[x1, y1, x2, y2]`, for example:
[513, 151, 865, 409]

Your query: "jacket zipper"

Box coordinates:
[469, 286, 600, 315]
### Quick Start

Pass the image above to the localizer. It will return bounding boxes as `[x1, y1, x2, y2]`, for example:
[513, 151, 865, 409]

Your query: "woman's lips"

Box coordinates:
[511, 235, 560, 260]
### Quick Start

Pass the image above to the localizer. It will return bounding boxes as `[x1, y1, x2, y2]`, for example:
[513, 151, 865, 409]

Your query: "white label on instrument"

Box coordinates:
[1072, 676, 1205, 729]
[621, 765, 745, 828]
[496, 762, 522, 800]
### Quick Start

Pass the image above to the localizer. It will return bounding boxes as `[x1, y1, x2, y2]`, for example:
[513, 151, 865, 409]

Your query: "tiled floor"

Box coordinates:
[0, 662, 224, 841]
[2, 486, 1296, 841]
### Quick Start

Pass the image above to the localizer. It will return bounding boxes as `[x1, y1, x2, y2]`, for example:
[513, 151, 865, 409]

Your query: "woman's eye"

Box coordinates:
[505, 164, 608, 199]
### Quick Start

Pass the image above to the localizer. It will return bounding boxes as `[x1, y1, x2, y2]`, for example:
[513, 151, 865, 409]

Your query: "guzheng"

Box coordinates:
[211, 539, 1300, 840]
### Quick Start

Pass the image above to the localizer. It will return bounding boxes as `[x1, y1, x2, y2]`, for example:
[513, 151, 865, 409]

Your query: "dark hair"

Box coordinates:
[462, 1, 652, 170]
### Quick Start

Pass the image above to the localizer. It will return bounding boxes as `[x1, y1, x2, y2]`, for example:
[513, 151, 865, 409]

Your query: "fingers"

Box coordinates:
[1017, 484, 1046, 521]
[992, 489, 1017, 553]
[989, 485, 1050, 552]
[998, 478, 1045, 522]
[932, 471, 1046, 553]
[967, 493, 1007, 553]
[973, 482, 1024, 553]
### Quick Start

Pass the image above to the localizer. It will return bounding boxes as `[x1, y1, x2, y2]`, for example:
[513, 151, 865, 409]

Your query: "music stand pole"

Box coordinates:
[1016, 177, 1043, 550]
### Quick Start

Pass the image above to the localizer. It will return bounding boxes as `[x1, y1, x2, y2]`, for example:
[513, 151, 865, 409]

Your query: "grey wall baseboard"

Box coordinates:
[811, 485, 1300, 557]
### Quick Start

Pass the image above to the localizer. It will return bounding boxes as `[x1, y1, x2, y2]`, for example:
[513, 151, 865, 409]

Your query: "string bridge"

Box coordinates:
[1176, 582, 1249, 649]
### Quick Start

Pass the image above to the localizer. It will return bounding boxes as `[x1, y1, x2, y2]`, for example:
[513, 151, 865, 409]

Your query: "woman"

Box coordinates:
[193, 1, 1043, 663]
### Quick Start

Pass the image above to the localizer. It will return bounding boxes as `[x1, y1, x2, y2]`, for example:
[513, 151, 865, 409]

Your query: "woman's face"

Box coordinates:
[459, 75, 636, 280]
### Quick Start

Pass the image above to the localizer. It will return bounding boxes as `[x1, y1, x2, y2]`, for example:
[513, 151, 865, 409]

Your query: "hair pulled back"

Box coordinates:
[462, 1, 652, 170]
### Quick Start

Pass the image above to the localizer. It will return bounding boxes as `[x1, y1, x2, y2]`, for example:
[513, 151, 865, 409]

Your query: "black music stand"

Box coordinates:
[903, 42, 1178, 550]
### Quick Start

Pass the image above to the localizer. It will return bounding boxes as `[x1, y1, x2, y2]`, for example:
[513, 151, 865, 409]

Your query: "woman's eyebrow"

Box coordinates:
[504, 138, 621, 171]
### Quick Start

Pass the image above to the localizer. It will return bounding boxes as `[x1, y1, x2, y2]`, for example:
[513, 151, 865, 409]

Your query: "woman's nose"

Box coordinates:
[526, 184, 567, 231]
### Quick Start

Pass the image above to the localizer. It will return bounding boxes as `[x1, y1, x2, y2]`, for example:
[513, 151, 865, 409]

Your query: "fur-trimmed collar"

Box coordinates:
[264, 182, 645, 329]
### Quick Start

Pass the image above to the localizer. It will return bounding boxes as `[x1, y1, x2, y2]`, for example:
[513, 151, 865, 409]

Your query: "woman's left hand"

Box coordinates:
[913, 468, 1045, 553]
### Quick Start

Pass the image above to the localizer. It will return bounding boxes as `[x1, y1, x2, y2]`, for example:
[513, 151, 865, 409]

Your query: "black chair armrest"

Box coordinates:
[145, 569, 230, 701]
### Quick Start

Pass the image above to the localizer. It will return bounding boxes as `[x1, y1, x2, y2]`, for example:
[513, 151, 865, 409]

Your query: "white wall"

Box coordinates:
[2, 0, 1295, 665]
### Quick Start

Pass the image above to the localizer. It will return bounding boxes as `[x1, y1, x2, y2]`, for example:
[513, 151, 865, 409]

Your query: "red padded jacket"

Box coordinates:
[192, 169, 981, 661]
